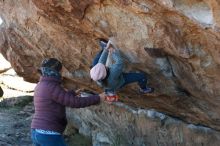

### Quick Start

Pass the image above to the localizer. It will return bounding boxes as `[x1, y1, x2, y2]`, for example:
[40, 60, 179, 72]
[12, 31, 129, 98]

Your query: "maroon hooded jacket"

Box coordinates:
[31, 77, 100, 133]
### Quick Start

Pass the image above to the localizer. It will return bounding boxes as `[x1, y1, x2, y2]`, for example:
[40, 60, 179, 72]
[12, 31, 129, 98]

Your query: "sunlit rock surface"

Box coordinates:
[1, 0, 220, 145]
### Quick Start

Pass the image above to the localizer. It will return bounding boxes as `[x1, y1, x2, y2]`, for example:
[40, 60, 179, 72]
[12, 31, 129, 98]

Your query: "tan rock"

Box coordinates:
[0, 0, 220, 134]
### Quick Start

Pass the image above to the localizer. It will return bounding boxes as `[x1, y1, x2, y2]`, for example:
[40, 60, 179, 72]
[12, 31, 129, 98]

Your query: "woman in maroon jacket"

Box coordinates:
[31, 58, 105, 146]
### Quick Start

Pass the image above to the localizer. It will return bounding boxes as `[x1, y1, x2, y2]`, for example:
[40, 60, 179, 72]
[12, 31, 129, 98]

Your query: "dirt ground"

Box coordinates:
[0, 96, 33, 146]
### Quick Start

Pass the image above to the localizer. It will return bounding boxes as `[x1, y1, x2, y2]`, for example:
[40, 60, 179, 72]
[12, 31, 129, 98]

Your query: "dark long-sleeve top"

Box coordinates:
[98, 49, 125, 91]
[31, 77, 100, 133]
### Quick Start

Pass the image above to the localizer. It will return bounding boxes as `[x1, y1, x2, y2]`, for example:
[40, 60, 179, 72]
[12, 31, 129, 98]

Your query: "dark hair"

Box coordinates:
[41, 58, 62, 72]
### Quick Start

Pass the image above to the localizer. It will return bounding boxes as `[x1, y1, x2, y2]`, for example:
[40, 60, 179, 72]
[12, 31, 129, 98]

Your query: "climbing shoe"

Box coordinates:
[139, 87, 154, 94]
[104, 92, 119, 102]
[105, 95, 119, 102]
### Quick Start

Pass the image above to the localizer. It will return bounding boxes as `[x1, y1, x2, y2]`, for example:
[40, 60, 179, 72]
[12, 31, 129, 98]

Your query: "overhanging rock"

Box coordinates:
[1, 0, 220, 142]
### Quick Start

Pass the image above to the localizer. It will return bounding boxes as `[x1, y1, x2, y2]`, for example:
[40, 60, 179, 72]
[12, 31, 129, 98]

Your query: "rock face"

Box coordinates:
[67, 102, 220, 146]
[1, 0, 220, 144]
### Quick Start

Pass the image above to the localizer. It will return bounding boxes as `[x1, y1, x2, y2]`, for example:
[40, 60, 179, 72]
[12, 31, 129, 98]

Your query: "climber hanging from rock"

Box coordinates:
[90, 37, 154, 102]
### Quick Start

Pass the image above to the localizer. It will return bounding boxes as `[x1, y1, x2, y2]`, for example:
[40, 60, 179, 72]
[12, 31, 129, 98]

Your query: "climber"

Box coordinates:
[90, 38, 154, 102]
[0, 86, 3, 97]
[31, 58, 105, 146]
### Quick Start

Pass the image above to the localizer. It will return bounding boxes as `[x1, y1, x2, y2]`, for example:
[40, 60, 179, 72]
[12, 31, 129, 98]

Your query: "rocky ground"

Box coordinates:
[0, 97, 33, 146]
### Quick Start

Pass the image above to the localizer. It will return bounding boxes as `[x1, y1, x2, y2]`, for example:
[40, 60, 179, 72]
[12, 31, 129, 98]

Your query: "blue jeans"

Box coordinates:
[105, 72, 148, 94]
[121, 72, 147, 89]
[31, 129, 67, 146]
